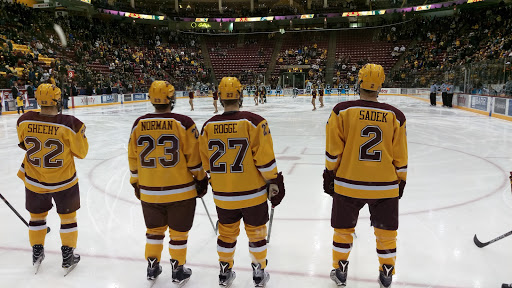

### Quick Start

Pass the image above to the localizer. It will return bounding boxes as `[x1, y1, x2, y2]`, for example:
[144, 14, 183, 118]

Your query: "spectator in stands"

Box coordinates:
[72, 83, 78, 96]
[27, 81, 34, 98]
[11, 83, 19, 100]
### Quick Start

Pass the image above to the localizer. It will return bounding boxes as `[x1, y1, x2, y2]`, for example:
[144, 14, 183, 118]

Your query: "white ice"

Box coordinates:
[1, 95, 512, 288]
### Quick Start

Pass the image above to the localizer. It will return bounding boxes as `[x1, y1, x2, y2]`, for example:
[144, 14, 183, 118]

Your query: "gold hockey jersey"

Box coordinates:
[325, 100, 407, 199]
[17, 111, 88, 193]
[199, 111, 278, 210]
[128, 113, 206, 204]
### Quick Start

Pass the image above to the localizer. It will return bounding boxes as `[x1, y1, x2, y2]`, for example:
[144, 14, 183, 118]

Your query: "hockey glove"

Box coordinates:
[267, 172, 285, 207]
[18, 142, 27, 151]
[132, 183, 141, 200]
[323, 169, 335, 196]
[399, 181, 406, 199]
[195, 176, 209, 198]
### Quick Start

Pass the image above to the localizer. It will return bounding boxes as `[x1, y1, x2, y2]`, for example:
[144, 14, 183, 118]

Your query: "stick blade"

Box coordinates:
[473, 234, 488, 248]
[46, 227, 51, 234]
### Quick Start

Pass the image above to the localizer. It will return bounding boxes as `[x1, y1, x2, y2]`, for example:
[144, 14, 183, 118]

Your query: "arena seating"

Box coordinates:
[273, 31, 329, 83]
[333, 30, 408, 84]
[206, 34, 275, 84]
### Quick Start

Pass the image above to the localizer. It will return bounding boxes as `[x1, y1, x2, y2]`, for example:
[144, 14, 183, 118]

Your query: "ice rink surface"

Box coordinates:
[1, 95, 512, 288]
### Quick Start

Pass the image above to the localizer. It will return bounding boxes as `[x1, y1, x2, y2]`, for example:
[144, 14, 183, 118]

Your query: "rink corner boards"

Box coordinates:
[406, 94, 512, 122]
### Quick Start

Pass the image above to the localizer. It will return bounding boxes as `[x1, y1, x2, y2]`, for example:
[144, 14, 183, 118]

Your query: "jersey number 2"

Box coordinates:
[359, 126, 382, 161]
[208, 138, 248, 173]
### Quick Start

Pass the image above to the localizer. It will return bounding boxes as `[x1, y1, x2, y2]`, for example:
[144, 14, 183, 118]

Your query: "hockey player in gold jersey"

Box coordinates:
[199, 77, 285, 288]
[324, 64, 407, 287]
[128, 80, 208, 285]
[16, 83, 88, 272]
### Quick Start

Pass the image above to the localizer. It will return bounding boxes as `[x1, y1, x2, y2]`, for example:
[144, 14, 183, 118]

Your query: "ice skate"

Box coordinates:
[147, 257, 162, 281]
[502, 284, 512, 288]
[330, 260, 348, 286]
[32, 245, 44, 274]
[378, 264, 394, 288]
[251, 262, 269, 288]
[62, 246, 80, 276]
[218, 261, 236, 287]
[171, 259, 192, 287]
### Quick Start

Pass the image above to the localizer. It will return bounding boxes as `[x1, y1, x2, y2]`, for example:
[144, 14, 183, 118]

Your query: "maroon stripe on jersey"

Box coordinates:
[18, 111, 84, 133]
[25, 172, 77, 187]
[29, 221, 46, 227]
[202, 111, 265, 131]
[333, 242, 352, 249]
[188, 163, 202, 170]
[139, 181, 195, 191]
[61, 223, 77, 230]
[21, 163, 25, 168]
[332, 99, 406, 126]
[335, 177, 399, 186]
[146, 234, 165, 240]
[255, 159, 276, 169]
[169, 239, 187, 245]
[326, 151, 338, 160]
[212, 185, 267, 197]
[130, 169, 138, 174]
[376, 248, 397, 254]
[395, 165, 407, 170]
[218, 239, 237, 248]
[132, 113, 195, 131]
[249, 240, 266, 248]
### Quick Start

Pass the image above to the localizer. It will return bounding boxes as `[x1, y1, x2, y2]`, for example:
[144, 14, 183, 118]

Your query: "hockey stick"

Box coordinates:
[0, 193, 51, 233]
[473, 230, 512, 248]
[200, 198, 217, 234]
[267, 207, 275, 243]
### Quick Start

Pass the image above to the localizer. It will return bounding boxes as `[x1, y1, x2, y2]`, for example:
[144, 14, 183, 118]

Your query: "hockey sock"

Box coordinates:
[332, 228, 355, 268]
[59, 212, 78, 248]
[245, 223, 267, 269]
[29, 212, 48, 246]
[145, 226, 166, 262]
[217, 221, 241, 268]
[374, 228, 397, 273]
[168, 228, 189, 265]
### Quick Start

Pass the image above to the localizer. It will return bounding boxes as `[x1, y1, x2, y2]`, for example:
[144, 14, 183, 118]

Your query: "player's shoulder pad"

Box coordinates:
[16, 111, 37, 126]
[235, 111, 265, 127]
[60, 114, 85, 133]
[170, 113, 195, 130]
[375, 102, 406, 126]
[332, 100, 361, 115]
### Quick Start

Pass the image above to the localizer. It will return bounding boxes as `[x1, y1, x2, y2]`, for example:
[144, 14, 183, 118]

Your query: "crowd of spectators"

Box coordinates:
[4, 0, 512, 99]
[332, 55, 372, 87]
[1, 0, 209, 96]
[388, 2, 512, 91]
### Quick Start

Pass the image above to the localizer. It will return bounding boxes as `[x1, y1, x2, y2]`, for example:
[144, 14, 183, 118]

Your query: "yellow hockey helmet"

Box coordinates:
[218, 77, 242, 100]
[148, 80, 175, 105]
[358, 64, 385, 92]
[36, 83, 61, 106]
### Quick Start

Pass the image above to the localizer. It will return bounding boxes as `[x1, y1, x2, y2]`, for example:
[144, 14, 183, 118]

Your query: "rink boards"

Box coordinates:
[2, 88, 512, 121]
